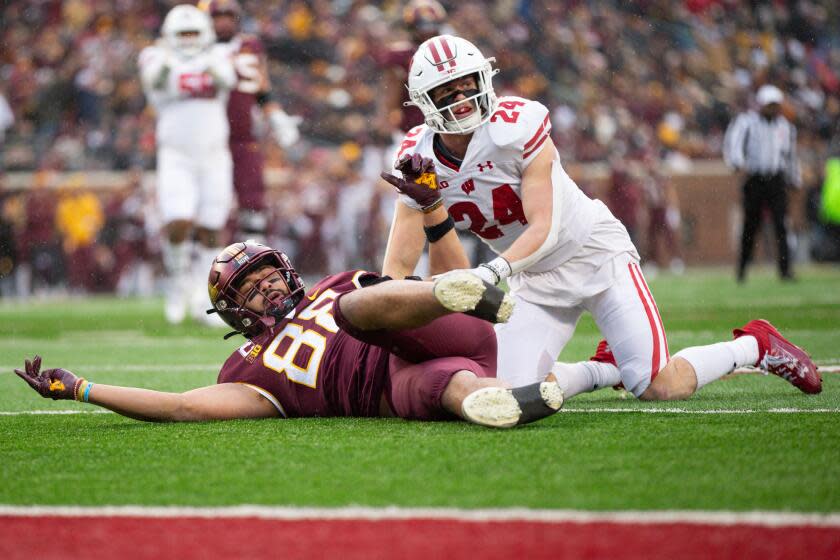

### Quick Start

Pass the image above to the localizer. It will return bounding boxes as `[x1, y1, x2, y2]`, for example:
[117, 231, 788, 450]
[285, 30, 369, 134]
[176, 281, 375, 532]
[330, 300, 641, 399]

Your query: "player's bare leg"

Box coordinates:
[338, 275, 513, 331]
[442, 370, 564, 429]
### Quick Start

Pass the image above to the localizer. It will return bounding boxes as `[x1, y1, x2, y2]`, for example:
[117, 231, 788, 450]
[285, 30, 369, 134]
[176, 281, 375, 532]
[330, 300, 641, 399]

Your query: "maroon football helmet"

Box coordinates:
[199, 0, 241, 42]
[208, 241, 305, 338]
[403, 0, 447, 44]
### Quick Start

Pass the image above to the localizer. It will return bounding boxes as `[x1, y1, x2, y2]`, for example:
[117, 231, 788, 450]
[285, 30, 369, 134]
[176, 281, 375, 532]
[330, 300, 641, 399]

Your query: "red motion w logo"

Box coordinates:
[426, 37, 457, 72]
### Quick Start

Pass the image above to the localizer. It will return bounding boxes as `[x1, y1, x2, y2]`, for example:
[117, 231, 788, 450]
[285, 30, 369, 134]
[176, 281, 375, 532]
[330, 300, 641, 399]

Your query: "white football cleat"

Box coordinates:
[461, 381, 564, 429]
[433, 270, 514, 323]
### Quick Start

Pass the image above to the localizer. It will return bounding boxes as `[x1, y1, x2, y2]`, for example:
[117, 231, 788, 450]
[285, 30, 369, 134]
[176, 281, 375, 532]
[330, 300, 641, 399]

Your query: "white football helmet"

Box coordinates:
[162, 4, 215, 58]
[406, 35, 499, 134]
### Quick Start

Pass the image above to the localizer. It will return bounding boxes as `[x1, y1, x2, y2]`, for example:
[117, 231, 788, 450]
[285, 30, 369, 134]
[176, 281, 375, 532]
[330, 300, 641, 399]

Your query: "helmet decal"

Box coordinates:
[425, 36, 457, 72]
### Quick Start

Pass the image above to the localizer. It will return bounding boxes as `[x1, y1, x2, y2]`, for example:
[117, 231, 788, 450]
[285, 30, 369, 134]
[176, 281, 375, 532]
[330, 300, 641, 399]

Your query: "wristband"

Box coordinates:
[424, 216, 455, 243]
[256, 91, 275, 106]
[74, 378, 87, 401]
[422, 199, 444, 214]
[83, 383, 94, 403]
[479, 257, 512, 284]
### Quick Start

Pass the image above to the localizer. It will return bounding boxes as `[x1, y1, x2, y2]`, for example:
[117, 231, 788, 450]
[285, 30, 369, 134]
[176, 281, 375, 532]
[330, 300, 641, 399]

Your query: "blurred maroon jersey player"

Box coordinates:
[377, 0, 447, 136]
[202, 0, 301, 241]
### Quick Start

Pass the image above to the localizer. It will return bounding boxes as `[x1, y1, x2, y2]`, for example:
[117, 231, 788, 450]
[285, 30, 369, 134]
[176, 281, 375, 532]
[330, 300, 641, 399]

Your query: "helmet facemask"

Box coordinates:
[209, 243, 305, 339]
[407, 36, 499, 135]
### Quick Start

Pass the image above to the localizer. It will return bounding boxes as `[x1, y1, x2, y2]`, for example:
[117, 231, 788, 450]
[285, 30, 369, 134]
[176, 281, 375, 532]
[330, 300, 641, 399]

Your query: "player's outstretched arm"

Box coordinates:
[382, 201, 426, 279]
[14, 356, 279, 422]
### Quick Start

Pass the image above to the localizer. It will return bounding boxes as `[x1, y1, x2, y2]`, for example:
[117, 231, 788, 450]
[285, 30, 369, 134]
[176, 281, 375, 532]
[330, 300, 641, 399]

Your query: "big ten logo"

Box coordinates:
[178, 72, 216, 98]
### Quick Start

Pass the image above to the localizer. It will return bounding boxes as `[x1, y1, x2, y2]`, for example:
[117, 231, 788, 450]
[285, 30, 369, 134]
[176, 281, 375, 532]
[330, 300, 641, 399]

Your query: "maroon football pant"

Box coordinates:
[334, 307, 498, 420]
[231, 141, 266, 212]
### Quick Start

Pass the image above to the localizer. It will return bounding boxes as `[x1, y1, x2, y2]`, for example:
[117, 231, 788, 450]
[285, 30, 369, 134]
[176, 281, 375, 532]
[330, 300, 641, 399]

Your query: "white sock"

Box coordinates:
[674, 336, 759, 390]
[550, 361, 621, 400]
[161, 240, 191, 278]
[190, 246, 223, 316]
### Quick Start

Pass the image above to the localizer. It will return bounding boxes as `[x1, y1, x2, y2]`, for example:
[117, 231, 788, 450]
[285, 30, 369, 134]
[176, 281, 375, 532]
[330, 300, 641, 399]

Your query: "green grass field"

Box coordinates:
[1, 266, 839, 512]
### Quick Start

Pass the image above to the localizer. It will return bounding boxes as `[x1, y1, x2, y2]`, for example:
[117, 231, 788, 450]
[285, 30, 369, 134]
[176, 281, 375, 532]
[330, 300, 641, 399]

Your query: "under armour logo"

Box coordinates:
[477, 161, 494, 172]
[461, 179, 475, 195]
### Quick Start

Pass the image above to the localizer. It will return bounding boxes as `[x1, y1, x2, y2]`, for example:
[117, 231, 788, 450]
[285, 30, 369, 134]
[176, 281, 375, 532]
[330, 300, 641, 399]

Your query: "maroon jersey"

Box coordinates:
[224, 34, 265, 143]
[217, 271, 390, 418]
[380, 41, 425, 132]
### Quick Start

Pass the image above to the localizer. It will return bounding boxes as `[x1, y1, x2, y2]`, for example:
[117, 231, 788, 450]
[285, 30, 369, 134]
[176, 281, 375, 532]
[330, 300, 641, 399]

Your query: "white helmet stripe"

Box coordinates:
[438, 37, 456, 68]
[427, 39, 445, 71]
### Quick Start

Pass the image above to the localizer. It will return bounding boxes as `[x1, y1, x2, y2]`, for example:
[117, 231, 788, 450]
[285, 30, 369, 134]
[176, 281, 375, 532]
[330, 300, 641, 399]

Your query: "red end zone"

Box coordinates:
[2, 514, 839, 560]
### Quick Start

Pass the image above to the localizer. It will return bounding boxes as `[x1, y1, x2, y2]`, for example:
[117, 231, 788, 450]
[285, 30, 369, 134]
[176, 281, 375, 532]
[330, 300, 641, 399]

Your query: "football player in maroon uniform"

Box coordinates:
[14, 241, 566, 429]
[201, 0, 301, 242]
[376, 0, 448, 138]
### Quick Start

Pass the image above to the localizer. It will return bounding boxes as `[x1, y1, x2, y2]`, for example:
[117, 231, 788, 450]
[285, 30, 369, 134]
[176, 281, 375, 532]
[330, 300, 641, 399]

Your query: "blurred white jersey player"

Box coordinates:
[382, 35, 821, 400]
[139, 4, 236, 325]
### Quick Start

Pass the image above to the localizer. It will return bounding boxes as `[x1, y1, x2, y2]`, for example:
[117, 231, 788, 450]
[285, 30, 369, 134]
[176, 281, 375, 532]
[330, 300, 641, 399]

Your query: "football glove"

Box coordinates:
[269, 110, 302, 148]
[14, 355, 85, 401]
[467, 257, 512, 286]
[380, 154, 442, 212]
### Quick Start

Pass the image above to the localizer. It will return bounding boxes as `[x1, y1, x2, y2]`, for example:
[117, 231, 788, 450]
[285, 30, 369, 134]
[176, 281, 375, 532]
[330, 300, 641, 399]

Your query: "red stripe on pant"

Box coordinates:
[635, 263, 670, 361]
[628, 263, 662, 381]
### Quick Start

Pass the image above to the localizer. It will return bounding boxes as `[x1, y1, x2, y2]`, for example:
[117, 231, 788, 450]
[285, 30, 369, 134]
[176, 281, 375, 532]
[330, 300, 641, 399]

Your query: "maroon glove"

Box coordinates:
[14, 355, 84, 401]
[380, 154, 442, 212]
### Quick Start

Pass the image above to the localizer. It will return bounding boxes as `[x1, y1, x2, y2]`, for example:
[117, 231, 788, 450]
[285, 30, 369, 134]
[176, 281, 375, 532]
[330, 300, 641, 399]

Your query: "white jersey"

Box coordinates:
[138, 44, 235, 151]
[393, 96, 636, 278]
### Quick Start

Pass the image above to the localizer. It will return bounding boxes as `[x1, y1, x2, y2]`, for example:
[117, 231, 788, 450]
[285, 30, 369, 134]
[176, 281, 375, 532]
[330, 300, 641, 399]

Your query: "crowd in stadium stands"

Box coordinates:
[1, 0, 839, 297]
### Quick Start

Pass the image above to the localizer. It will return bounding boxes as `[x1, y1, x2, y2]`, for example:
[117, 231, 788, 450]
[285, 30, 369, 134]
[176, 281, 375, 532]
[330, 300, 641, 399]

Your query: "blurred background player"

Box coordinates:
[138, 4, 236, 324]
[201, 0, 301, 243]
[376, 0, 448, 141]
[641, 153, 684, 276]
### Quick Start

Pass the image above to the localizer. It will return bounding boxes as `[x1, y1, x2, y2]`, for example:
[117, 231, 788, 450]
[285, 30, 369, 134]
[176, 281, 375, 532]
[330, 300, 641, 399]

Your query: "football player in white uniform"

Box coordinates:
[139, 4, 236, 325]
[381, 35, 822, 399]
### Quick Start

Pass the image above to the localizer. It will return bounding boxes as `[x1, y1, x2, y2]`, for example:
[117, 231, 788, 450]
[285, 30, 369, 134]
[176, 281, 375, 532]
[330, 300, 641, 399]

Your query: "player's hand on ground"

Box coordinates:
[14, 356, 83, 400]
[381, 154, 442, 212]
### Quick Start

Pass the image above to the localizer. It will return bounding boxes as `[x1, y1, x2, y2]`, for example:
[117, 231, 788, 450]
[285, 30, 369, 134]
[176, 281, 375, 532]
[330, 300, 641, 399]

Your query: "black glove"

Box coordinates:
[381, 154, 442, 212]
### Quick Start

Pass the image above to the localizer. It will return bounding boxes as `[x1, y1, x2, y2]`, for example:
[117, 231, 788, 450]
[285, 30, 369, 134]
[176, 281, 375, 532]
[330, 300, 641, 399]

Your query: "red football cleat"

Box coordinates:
[733, 319, 822, 394]
[590, 339, 617, 366]
[590, 340, 627, 392]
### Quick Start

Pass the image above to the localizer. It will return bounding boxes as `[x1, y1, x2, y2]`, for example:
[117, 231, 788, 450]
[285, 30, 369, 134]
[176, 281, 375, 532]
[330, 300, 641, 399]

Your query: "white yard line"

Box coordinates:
[2, 408, 838, 416]
[0, 410, 112, 416]
[0, 505, 837, 527]
[561, 408, 840, 414]
[2, 365, 839, 374]
[0, 364, 219, 373]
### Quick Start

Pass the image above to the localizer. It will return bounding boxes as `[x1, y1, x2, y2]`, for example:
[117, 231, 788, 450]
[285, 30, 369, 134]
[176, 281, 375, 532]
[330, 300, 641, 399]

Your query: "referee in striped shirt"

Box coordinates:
[724, 84, 801, 282]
